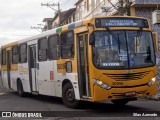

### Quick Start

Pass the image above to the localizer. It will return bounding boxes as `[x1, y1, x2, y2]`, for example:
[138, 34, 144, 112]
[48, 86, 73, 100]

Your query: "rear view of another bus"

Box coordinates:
[1, 42, 19, 90]
[88, 16, 158, 105]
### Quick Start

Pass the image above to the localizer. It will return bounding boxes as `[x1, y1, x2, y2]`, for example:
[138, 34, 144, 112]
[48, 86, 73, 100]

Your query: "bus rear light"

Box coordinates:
[148, 76, 156, 86]
[93, 79, 111, 90]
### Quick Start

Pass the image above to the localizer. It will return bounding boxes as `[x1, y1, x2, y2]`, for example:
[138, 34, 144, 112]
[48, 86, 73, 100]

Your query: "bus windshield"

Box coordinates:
[92, 30, 155, 69]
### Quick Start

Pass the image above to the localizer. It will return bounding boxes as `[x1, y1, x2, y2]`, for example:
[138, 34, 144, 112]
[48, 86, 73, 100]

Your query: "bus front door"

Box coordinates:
[28, 44, 37, 92]
[6, 50, 11, 89]
[77, 33, 90, 98]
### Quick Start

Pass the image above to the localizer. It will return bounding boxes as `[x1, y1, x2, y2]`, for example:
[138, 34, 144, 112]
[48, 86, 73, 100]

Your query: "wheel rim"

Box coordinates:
[65, 88, 75, 103]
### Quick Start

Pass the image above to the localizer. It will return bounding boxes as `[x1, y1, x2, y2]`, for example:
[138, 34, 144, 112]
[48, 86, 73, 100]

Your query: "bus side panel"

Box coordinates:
[18, 63, 31, 93]
[37, 59, 55, 96]
[1, 71, 8, 89]
[11, 71, 18, 91]
[55, 59, 80, 100]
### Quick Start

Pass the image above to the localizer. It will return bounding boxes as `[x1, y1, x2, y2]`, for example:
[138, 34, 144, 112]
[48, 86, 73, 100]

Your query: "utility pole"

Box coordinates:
[118, 0, 124, 16]
[118, 0, 132, 16]
[108, 0, 132, 16]
[41, 2, 61, 27]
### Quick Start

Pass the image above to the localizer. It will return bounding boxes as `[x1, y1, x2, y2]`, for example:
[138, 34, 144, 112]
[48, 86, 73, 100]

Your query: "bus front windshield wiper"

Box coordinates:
[136, 27, 143, 40]
[105, 27, 121, 53]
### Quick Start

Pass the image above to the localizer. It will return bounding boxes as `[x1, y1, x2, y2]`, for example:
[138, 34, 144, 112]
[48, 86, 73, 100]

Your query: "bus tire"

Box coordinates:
[111, 99, 129, 105]
[62, 82, 79, 108]
[17, 80, 25, 97]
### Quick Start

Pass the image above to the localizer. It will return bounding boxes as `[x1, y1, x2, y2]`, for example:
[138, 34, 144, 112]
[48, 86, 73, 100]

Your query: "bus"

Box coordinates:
[1, 16, 158, 108]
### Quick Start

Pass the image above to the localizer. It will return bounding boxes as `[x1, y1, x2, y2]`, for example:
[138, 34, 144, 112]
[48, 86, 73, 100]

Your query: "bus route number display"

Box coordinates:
[95, 18, 149, 28]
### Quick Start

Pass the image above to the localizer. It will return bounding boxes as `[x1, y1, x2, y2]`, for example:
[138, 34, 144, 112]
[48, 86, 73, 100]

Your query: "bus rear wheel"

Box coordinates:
[62, 82, 79, 108]
[17, 80, 25, 97]
[111, 99, 129, 105]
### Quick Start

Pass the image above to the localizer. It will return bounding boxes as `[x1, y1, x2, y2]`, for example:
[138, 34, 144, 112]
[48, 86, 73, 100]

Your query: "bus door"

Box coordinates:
[77, 33, 90, 98]
[28, 43, 38, 92]
[6, 50, 11, 89]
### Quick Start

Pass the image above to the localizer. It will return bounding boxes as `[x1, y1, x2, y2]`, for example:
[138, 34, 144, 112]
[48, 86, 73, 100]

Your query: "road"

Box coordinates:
[0, 81, 160, 120]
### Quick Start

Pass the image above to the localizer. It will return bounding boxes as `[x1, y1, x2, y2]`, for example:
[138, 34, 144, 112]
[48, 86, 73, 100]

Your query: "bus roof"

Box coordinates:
[1, 16, 150, 47]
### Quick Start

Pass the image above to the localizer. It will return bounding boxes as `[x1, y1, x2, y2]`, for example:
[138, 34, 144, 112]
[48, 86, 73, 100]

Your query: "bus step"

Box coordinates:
[32, 91, 39, 95]
[81, 96, 92, 100]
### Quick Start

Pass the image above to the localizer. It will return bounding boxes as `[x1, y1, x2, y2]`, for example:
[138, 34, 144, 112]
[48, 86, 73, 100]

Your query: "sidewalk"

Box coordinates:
[0, 80, 10, 94]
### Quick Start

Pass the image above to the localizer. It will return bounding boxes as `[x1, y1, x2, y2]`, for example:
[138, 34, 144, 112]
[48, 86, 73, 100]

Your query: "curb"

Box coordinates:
[143, 95, 160, 101]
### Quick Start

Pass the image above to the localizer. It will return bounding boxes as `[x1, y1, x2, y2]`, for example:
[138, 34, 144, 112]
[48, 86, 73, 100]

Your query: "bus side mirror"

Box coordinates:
[66, 61, 72, 73]
[89, 33, 95, 45]
[152, 32, 158, 53]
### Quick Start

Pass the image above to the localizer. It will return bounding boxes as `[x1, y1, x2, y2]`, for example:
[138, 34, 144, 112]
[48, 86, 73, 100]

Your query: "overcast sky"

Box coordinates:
[0, 0, 75, 46]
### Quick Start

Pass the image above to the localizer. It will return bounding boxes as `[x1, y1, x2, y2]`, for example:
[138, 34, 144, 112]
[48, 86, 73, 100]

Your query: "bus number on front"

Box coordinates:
[112, 82, 123, 86]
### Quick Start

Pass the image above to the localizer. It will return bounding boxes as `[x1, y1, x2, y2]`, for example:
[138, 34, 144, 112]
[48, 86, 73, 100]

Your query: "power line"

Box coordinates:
[31, 26, 43, 32]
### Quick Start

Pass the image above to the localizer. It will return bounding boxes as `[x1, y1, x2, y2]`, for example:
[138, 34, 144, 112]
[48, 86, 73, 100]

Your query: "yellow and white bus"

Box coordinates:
[1, 16, 158, 108]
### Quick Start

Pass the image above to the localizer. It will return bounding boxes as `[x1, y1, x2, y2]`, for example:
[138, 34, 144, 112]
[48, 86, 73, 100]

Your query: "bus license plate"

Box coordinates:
[125, 92, 136, 96]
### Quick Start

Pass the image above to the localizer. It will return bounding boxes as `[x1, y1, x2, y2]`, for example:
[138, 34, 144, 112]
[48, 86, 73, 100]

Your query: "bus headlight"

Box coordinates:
[148, 77, 157, 86]
[93, 79, 111, 90]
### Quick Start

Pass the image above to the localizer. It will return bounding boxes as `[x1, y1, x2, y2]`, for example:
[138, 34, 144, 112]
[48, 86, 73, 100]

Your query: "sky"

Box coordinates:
[0, 0, 75, 46]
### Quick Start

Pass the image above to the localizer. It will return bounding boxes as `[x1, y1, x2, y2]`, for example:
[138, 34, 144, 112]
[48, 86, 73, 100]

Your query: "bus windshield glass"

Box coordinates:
[92, 30, 155, 69]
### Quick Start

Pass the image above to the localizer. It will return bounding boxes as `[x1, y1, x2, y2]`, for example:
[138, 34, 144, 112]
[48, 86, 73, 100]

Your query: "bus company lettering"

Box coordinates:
[57, 64, 66, 70]
[19, 67, 28, 74]
[102, 63, 120, 66]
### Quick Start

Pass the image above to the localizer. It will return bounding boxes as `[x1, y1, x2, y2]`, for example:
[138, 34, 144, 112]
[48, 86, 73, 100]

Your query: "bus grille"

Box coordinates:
[112, 90, 146, 98]
[103, 71, 150, 81]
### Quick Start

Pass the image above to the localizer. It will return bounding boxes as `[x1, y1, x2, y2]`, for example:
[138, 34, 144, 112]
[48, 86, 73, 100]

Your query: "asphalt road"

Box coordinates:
[0, 81, 160, 120]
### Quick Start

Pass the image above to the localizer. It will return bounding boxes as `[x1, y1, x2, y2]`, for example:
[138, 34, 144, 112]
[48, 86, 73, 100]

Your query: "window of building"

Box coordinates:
[38, 37, 48, 61]
[61, 31, 74, 59]
[2, 49, 6, 65]
[12, 45, 19, 64]
[48, 35, 60, 60]
[19, 43, 27, 63]
[87, 0, 89, 11]
[68, 17, 72, 23]
[73, 13, 75, 22]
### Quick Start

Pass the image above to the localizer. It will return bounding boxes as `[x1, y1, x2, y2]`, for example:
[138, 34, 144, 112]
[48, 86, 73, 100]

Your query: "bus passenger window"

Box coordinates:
[61, 31, 74, 59]
[19, 43, 27, 63]
[38, 37, 48, 61]
[48, 35, 60, 60]
[12, 45, 19, 64]
[2, 49, 6, 65]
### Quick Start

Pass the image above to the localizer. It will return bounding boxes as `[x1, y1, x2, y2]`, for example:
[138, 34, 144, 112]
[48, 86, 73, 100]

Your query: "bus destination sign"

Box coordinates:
[95, 18, 149, 28]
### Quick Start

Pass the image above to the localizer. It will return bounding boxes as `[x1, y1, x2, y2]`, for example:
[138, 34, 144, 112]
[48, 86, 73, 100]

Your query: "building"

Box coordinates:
[52, 8, 76, 28]
[42, 18, 53, 31]
[75, 0, 107, 20]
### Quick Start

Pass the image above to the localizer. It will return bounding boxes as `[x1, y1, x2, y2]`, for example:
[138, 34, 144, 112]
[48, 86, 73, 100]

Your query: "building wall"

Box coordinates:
[75, 0, 107, 20]
[52, 17, 59, 28]
[133, 7, 160, 91]
[134, 0, 160, 4]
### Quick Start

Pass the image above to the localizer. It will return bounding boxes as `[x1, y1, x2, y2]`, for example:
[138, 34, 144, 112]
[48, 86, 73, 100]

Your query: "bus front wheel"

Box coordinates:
[111, 99, 129, 105]
[62, 82, 79, 108]
[17, 80, 25, 97]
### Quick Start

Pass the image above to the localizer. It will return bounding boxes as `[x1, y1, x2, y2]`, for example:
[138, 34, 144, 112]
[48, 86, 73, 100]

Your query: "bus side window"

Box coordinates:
[61, 31, 74, 59]
[48, 35, 60, 60]
[12, 45, 19, 64]
[19, 43, 27, 63]
[38, 37, 48, 61]
[2, 49, 6, 65]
